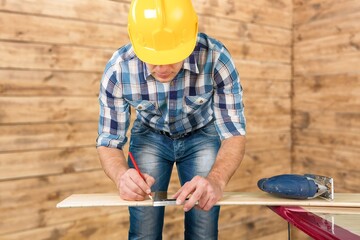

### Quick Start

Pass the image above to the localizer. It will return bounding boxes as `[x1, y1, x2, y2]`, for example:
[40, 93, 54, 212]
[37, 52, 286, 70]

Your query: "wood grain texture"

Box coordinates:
[0, 70, 100, 96]
[0, 12, 128, 48]
[0, 147, 100, 180]
[293, 0, 360, 239]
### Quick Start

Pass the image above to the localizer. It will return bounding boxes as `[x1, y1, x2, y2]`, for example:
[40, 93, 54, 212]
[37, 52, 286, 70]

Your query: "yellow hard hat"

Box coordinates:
[128, 0, 198, 65]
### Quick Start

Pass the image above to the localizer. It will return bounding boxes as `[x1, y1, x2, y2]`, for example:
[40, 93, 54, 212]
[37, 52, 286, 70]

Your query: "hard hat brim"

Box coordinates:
[133, 39, 197, 65]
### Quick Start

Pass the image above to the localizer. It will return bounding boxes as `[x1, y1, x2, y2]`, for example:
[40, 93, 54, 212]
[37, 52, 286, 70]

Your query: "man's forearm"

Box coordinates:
[97, 146, 128, 186]
[207, 135, 246, 190]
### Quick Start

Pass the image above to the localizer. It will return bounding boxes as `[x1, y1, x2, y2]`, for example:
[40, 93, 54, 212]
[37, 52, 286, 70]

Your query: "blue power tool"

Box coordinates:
[258, 174, 334, 200]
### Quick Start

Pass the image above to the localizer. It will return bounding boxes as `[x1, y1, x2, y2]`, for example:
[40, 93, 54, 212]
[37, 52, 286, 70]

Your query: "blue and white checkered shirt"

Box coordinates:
[97, 33, 246, 149]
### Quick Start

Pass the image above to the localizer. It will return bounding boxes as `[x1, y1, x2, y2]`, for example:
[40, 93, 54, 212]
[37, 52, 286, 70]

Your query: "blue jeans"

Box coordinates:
[128, 119, 221, 240]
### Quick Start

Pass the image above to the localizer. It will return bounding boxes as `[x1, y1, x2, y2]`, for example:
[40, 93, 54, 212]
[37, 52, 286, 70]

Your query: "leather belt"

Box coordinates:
[142, 123, 193, 140]
[157, 130, 192, 140]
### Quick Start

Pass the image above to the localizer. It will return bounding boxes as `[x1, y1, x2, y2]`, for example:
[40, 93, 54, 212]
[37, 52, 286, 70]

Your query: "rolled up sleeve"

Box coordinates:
[96, 63, 130, 149]
[213, 47, 246, 140]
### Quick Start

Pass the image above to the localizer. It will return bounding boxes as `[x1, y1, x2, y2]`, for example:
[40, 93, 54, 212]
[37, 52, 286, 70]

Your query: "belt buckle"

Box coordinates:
[159, 130, 171, 138]
[159, 130, 190, 139]
[172, 132, 189, 140]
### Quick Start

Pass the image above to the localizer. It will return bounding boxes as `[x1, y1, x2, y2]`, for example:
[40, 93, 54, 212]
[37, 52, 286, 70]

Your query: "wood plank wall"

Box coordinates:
[292, 0, 360, 239]
[0, 0, 292, 239]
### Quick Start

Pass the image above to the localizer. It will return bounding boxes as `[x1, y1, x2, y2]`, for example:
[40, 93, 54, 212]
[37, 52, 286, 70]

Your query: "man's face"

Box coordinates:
[146, 61, 184, 83]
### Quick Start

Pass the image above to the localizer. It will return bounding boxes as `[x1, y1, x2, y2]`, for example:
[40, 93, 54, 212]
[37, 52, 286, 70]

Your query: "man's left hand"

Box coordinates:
[172, 175, 223, 212]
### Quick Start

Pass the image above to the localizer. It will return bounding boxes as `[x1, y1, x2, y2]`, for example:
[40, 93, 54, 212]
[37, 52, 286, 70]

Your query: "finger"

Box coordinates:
[120, 174, 145, 197]
[128, 169, 152, 195]
[198, 194, 210, 209]
[143, 173, 156, 188]
[202, 195, 217, 211]
[171, 187, 183, 199]
[183, 188, 203, 212]
[119, 184, 146, 201]
[175, 181, 196, 205]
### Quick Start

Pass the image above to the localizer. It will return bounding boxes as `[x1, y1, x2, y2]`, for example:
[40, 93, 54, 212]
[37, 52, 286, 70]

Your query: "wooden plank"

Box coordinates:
[246, 0, 292, 11]
[293, 146, 359, 173]
[193, 0, 292, 29]
[242, 79, 291, 98]
[0, 147, 100, 180]
[224, 39, 291, 64]
[236, 60, 291, 80]
[0, 70, 101, 96]
[244, 98, 291, 132]
[294, 11, 360, 42]
[293, 74, 360, 101]
[293, 110, 360, 132]
[292, 89, 360, 113]
[246, 115, 291, 133]
[294, 33, 360, 61]
[293, 73, 360, 131]
[294, 0, 360, 25]
[0, 12, 128, 48]
[0, 41, 113, 71]
[0, 122, 98, 152]
[246, 132, 291, 151]
[200, 15, 292, 46]
[0, 97, 98, 124]
[0, 0, 129, 25]
[245, 97, 291, 116]
[57, 192, 360, 208]
[293, 129, 360, 152]
[294, 52, 360, 76]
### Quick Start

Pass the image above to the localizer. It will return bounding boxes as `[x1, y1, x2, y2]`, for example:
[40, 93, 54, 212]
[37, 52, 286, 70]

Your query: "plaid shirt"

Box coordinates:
[97, 33, 246, 149]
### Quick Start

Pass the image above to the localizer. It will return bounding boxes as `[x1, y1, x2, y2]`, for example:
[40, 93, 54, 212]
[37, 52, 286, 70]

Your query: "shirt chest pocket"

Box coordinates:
[127, 100, 161, 115]
[183, 92, 212, 115]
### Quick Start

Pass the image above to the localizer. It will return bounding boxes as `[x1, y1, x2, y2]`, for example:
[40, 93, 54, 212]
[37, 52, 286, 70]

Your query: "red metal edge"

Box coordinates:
[269, 206, 360, 240]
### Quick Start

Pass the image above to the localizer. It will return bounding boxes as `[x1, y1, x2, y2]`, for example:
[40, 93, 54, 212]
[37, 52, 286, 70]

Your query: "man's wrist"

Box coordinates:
[207, 171, 227, 191]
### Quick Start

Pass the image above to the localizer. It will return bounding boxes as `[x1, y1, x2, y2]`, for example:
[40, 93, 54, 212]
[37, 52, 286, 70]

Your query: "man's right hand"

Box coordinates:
[116, 168, 155, 201]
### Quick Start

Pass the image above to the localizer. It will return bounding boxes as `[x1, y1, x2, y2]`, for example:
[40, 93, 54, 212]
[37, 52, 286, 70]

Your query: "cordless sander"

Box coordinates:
[258, 174, 334, 200]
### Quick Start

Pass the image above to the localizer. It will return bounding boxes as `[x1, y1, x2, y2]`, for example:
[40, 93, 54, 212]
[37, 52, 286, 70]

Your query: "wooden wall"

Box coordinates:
[292, 0, 360, 238]
[0, 0, 292, 239]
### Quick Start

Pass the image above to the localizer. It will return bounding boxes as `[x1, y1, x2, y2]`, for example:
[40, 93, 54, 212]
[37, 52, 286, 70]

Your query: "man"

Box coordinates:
[96, 0, 246, 239]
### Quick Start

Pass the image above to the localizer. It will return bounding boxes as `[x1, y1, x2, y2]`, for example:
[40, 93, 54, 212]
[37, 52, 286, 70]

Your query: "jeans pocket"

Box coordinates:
[131, 119, 150, 135]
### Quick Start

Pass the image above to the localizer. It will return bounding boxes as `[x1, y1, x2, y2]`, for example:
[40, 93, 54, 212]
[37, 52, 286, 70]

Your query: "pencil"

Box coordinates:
[128, 152, 153, 200]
